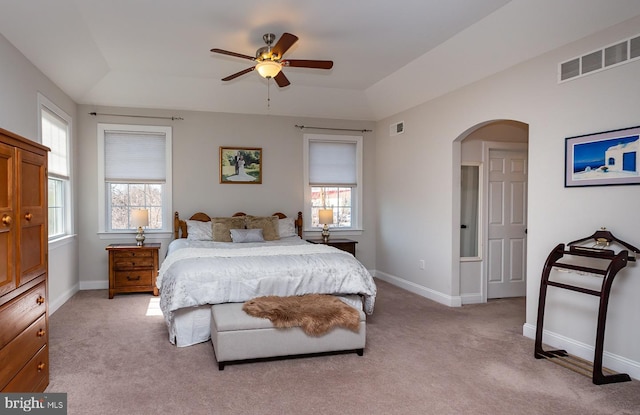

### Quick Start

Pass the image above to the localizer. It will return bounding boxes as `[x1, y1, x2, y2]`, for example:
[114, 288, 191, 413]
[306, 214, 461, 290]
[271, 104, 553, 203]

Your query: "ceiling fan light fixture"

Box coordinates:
[256, 60, 282, 79]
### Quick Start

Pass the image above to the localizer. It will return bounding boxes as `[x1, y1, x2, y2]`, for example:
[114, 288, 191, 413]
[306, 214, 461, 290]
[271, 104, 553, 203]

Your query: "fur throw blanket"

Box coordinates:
[242, 294, 361, 336]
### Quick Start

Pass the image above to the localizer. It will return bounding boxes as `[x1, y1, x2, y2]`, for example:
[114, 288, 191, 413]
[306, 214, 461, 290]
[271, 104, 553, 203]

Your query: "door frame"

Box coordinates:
[481, 141, 528, 302]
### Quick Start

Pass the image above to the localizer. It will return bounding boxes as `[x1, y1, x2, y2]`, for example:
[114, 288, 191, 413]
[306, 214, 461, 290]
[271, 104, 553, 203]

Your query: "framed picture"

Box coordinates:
[220, 147, 262, 184]
[565, 125, 640, 187]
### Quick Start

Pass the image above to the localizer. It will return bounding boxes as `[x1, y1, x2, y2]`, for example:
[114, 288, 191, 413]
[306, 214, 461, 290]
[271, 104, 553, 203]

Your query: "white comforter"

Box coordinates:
[157, 237, 377, 343]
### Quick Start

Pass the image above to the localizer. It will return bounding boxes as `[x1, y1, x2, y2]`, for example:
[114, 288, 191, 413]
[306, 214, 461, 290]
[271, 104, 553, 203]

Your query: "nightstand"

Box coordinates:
[306, 238, 357, 257]
[106, 243, 160, 299]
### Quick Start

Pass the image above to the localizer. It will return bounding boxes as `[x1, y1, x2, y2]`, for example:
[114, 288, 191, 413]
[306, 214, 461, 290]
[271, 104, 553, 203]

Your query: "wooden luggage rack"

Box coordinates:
[534, 228, 639, 385]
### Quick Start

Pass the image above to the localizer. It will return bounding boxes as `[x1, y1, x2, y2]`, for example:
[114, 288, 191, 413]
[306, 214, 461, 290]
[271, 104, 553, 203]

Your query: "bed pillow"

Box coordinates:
[278, 217, 297, 238]
[230, 228, 265, 243]
[185, 220, 213, 240]
[245, 215, 280, 241]
[211, 217, 246, 242]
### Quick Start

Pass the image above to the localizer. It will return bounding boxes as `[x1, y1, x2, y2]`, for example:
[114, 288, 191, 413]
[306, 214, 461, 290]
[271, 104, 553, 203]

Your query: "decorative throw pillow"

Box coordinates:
[230, 228, 264, 243]
[211, 217, 246, 242]
[278, 217, 297, 238]
[186, 220, 212, 240]
[245, 215, 280, 241]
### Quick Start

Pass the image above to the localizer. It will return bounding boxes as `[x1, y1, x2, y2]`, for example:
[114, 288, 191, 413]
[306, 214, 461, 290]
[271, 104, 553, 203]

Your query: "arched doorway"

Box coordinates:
[454, 120, 529, 304]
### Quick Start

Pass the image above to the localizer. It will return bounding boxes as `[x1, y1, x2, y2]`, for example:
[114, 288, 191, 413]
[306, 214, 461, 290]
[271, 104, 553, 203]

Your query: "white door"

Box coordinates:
[487, 149, 527, 299]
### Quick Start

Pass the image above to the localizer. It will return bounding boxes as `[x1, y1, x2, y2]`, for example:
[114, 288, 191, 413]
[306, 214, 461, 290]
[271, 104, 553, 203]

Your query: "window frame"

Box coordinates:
[303, 134, 363, 233]
[38, 93, 73, 243]
[97, 123, 173, 237]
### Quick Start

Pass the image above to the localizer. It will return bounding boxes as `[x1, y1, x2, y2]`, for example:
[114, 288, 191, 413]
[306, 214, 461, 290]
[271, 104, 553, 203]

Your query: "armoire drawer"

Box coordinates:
[0, 314, 47, 390]
[0, 281, 46, 349]
[1, 344, 48, 393]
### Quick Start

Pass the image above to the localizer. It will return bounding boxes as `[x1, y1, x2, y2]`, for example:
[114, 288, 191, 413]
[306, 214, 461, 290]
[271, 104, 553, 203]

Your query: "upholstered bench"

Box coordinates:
[210, 302, 366, 370]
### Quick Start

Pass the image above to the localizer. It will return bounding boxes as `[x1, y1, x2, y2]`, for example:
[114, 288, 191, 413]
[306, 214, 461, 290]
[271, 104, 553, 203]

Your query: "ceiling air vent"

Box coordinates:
[390, 121, 404, 136]
[559, 33, 640, 83]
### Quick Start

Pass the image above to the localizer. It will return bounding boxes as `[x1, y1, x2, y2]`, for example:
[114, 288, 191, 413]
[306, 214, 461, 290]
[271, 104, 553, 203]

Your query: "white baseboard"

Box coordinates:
[523, 323, 640, 381]
[49, 283, 79, 315]
[79, 280, 109, 291]
[372, 270, 462, 307]
[461, 293, 483, 304]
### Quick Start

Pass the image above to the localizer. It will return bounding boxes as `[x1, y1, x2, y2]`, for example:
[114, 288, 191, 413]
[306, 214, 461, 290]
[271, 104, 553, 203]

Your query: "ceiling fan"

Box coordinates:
[210, 33, 333, 87]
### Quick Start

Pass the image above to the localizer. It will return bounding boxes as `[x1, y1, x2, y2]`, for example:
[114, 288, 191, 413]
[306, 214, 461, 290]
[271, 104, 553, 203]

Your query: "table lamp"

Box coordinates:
[318, 208, 334, 243]
[131, 209, 149, 246]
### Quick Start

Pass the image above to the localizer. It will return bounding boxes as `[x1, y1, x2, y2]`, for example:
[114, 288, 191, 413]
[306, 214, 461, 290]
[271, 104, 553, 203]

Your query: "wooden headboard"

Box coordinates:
[174, 211, 303, 239]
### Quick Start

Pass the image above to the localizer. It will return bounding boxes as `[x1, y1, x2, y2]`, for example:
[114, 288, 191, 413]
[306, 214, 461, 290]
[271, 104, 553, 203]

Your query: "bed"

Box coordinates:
[158, 211, 377, 347]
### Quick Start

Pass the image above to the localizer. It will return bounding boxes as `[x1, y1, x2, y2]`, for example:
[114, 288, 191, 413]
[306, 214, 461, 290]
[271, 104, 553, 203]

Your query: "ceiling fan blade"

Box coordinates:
[284, 59, 333, 69]
[274, 71, 290, 87]
[210, 48, 255, 61]
[221, 67, 255, 81]
[271, 33, 298, 59]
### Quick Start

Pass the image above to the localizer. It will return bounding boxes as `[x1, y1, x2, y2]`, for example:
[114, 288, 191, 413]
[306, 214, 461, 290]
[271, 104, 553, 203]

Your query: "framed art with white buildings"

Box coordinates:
[565, 125, 639, 187]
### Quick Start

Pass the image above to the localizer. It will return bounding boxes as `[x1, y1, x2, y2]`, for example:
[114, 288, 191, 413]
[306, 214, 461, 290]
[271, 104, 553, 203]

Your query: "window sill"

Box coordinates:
[49, 234, 77, 250]
[97, 231, 173, 241]
[303, 228, 363, 237]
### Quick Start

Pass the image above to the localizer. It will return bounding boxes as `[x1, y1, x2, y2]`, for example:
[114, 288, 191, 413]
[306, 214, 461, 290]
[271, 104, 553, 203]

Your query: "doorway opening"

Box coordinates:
[455, 120, 529, 304]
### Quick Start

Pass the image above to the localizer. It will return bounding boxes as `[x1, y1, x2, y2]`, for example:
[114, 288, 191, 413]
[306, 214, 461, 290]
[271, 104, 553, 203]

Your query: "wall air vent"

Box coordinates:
[559, 33, 640, 83]
[390, 121, 404, 136]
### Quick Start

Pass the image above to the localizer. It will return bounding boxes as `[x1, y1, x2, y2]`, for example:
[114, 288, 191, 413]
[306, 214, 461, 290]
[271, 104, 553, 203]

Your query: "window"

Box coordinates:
[460, 164, 481, 258]
[97, 124, 172, 234]
[38, 94, 72, 240]
[303, 134, 362, 231]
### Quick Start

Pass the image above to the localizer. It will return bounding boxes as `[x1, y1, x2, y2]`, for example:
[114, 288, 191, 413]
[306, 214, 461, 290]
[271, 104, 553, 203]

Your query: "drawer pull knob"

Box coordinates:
[36, 296, 45, 305]
[127, 275, 141, 281]
[37, 329, 46, 337]
[1, 214, 11, 226]
[37, 362, 46, 372]
[25, 212, 33, 221]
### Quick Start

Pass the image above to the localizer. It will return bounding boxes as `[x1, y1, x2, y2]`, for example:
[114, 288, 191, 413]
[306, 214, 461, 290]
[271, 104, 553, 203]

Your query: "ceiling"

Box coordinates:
[1, 0, 640, 121]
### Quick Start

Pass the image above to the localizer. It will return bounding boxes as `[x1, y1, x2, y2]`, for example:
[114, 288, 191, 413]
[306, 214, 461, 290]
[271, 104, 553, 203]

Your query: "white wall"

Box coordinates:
[76, 107, 377, 289]
[0, 33, 79, 313]
[374, 16, 640, 377]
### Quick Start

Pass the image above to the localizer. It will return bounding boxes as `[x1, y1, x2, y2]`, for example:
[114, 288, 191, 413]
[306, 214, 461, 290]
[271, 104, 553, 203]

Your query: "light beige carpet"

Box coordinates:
[45, 279, 640, 414]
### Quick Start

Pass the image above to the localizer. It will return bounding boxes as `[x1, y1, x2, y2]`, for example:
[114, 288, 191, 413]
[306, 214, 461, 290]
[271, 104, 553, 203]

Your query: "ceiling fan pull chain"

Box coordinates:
[267, 78, 271, 108]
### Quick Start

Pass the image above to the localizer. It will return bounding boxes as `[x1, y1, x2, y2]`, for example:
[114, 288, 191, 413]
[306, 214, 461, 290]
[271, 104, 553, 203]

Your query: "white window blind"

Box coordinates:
[41, 108, 69, 178]
[105, 131, 166, 182]
[309, 141, 357, 185]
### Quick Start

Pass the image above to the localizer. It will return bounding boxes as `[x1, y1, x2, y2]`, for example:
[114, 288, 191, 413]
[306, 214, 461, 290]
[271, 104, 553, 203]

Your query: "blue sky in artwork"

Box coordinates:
[573, 134, 639, 171]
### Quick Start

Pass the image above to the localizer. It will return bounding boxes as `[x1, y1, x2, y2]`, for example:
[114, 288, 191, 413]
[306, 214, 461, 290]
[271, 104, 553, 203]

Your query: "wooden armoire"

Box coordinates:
[0, 127, 49, 392]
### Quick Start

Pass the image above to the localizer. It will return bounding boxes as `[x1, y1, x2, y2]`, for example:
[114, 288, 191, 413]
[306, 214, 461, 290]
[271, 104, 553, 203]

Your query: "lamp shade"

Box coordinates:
[318, 209, 334, 225]
[131, 209, 149, 228]
[256, 60, 282, 78]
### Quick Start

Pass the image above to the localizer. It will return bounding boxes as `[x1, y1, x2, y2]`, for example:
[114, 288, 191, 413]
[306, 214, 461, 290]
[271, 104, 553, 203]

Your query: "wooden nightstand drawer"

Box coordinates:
[113, 256, 154, 270]
[114, 270, 153, 287]
[112, 250, 153, 259]
[106, 243, 160, 299]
